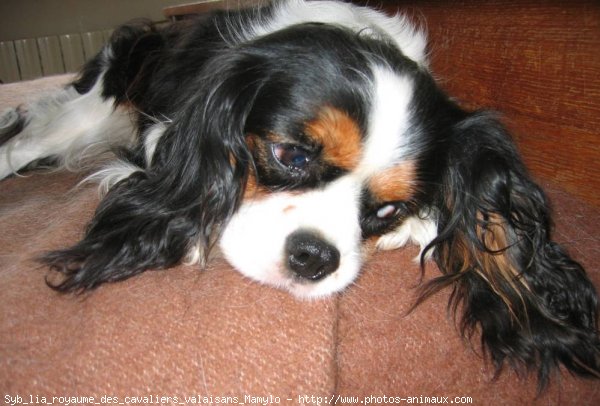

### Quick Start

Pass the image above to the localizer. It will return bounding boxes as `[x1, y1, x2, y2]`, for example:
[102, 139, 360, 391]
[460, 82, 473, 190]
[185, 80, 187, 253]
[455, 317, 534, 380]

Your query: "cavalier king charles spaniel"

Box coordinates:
[0, 0, 598, 389]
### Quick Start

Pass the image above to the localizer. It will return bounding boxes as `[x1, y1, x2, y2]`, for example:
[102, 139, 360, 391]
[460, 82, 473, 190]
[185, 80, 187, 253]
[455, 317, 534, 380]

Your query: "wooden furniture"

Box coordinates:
[376, 0, 600, 207]
[164, 0, 264, 20]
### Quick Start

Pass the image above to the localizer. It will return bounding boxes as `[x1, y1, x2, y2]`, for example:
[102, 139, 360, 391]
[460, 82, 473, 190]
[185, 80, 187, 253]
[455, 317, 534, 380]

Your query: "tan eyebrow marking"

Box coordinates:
[305, 106, 362, 171]
[369, 161, 418, 202]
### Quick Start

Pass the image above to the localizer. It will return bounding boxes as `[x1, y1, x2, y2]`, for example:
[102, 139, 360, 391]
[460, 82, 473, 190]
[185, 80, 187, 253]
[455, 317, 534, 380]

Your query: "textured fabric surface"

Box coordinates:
[0, 169, 337, 397]
[0, 76, 337, 399]
[1, 76, 598, 404]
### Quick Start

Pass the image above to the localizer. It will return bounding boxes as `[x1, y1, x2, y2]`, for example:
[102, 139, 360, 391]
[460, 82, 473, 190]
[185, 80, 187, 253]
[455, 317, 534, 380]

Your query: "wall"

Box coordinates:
[0, 0, 191, 41]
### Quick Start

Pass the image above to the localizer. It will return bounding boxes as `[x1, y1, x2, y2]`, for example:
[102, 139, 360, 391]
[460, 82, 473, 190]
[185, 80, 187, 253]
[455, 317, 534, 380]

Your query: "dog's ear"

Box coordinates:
[43, 52, 264, 292]
[419, 112, 599, 389]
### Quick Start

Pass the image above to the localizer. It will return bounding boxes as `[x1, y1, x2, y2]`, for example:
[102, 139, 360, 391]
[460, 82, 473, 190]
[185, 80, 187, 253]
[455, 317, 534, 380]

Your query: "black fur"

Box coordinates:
[418, 113, 599, 389]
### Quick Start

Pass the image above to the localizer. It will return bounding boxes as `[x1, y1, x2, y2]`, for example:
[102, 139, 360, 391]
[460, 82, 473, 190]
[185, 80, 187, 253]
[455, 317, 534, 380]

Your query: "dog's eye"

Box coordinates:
[272, 143, 311, 171]
[376, 202, 407, 220]
[361, 201, 410, 237]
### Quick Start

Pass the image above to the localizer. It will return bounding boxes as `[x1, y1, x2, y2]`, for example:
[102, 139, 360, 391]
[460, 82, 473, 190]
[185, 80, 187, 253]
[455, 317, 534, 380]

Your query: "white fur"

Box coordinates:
[81, 160, 142, 196]
[0, 78, 135, 180]
[79, 121, 168, 195]
[376, 212, 438, 261]
[360, 67, 415, 174]
[245, 0, 428, 65]
[143, 122, 168, 164]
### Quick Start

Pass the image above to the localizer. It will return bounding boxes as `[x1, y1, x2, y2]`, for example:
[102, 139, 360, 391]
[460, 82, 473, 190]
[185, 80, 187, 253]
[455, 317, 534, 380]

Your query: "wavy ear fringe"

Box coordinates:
[42, 50, 268, 293]
[416, 112, 600, 391]
[42, 171, 212, 292]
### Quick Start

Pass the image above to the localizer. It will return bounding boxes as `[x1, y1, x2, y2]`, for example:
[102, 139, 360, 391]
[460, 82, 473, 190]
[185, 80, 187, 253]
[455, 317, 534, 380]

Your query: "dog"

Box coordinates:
[0, 0, 598, 389]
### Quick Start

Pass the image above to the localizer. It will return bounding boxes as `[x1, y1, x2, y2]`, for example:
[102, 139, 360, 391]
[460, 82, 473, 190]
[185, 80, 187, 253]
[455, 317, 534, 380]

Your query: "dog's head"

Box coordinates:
[208, 23, 433, 298]
[113, 22, 440, 299]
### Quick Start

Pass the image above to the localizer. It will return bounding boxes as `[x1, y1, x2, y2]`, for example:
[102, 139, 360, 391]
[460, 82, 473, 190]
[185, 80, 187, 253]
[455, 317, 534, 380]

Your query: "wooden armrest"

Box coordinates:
[164, 0, 264, 20]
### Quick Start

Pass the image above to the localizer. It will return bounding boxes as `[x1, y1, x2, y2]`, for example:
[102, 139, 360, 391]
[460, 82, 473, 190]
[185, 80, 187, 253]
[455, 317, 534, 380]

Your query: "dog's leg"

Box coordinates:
[0, 77, 135, 180]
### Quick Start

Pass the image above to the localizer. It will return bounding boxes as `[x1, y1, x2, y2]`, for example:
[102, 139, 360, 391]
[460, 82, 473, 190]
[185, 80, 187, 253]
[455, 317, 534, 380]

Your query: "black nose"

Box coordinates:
[285, 230, 340, 281]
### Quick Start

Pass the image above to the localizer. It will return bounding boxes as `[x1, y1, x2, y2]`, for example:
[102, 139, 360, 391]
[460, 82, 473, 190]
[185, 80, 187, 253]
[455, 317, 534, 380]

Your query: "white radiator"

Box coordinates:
[0, 29, 113, 84]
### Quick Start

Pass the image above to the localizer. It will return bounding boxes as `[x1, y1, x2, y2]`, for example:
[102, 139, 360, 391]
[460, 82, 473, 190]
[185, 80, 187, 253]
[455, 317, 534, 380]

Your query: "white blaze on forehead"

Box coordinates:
[359, 67, 414, 176]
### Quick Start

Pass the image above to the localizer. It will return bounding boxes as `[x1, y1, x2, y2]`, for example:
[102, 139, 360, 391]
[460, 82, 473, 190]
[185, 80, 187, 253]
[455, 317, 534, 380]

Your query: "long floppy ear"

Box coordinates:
[420, 112, 599, 389]
[43, 52, 263, 292]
